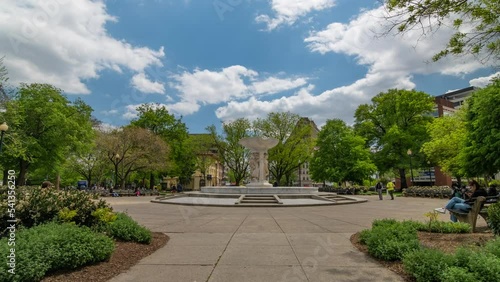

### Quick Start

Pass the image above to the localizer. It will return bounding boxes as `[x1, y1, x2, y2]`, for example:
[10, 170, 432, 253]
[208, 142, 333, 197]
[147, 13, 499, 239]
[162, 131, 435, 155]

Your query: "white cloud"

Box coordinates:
[251, 77, 307, 94]
[256, 0, 336, 31]
[94, 122, 118, 133]
[131, 72, 165, 94]
[0, 0, 164, 94]
[170, 65, 257, 105]
[218, 5, 488, 126]
[166, 65, 308, 115]
[469, 72, 500, 88]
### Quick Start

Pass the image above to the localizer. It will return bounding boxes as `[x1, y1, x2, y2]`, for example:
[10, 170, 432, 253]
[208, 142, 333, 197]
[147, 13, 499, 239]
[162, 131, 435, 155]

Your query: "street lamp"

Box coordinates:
[407, 149, 415, 186]
[0, 122, 8, 154]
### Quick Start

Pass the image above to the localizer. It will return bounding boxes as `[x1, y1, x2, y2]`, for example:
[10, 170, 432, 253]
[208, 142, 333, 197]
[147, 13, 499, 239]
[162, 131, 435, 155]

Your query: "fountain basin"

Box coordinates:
[201, 186, 318, 194]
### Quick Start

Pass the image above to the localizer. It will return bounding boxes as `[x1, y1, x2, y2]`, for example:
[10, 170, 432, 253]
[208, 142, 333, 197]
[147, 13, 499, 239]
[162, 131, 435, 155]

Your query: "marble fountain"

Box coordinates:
[152, 137, 366, 207]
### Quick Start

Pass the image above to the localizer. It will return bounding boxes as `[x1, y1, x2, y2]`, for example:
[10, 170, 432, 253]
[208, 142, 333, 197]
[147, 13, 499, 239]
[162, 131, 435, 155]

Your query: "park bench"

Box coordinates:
[449, 195, 499, 232]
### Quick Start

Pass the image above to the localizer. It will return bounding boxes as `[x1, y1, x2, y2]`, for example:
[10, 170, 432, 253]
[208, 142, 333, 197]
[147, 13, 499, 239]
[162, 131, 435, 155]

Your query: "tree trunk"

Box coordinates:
[18, 159, 29, 186]
[3, 169, 7, 185]
[399, 168, 408, 189]
[55, 173, 60, 190]
[149, 172, 154, 190]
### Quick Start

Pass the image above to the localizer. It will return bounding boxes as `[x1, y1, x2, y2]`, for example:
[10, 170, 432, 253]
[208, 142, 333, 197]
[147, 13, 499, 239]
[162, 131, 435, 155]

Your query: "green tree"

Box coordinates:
[422, 109, 467, 185]
[207, 118, 252, 186]
[130, 103, 191, 187]
[0, 83, 94, 186]
[68, 137, 111, 187]
[97, 127, 168, 189]
[384, 0, 500, 64]
[189, 134, 217, 182]
[311, 119, 376, 185]
[355, 89, 435, 188]
[463, 78, 500, 177]
[253, 112, 315, 186]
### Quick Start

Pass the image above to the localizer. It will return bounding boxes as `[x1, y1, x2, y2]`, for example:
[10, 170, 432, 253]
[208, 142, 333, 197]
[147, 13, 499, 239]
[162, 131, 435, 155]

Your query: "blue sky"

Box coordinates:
[1, 0, 498, 133]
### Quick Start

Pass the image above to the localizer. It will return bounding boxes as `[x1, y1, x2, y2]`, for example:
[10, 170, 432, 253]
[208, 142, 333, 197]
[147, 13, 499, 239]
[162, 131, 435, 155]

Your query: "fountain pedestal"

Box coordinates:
[238, 137, 279, 188]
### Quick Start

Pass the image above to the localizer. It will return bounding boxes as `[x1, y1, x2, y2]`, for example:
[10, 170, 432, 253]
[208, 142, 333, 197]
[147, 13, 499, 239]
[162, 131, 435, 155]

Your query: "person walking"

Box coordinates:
[375, 181, 383, 200]
[386, 181, 395, 200]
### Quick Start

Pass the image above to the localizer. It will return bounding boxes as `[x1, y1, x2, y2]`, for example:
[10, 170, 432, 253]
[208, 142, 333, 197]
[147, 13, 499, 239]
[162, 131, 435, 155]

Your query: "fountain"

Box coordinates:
[153, 137, 366, 206]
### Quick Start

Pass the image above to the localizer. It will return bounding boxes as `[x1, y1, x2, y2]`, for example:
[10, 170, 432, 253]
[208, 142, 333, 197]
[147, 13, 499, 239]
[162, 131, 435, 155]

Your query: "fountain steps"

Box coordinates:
[236, 195, 282, 205]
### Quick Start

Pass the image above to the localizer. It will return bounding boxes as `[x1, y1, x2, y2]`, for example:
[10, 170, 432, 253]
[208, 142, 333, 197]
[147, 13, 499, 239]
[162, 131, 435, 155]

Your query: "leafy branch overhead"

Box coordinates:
[385, 0, 500, 64]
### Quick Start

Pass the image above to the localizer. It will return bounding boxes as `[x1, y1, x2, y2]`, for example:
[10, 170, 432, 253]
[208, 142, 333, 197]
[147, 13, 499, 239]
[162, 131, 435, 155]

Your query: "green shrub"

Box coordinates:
[487, 202, 500, 236]
[0, 222, 114, 282]
[403, 248, 455, 282]
[0, 186, 111, 236]
[92, 207, 117, 224]
[108, 213, 152, 244]
[418, 221, 472, 233]
[483, 238, 500, 258]
[362, 220, 421, 261]
[58, 207, 78, 223]
[455, 249, 500, 282]
[358, 229, 372, 244]
[440, 266, 478, 282]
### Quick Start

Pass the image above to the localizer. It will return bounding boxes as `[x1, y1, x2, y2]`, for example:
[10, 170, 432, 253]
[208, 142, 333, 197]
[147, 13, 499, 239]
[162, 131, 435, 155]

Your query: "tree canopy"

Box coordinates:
[253, 112, 316, 185]
[355, 89, 435, 188]
[463, 78, 500, 177]
[421, 108, 467, 183]
[130, 103, 192, 185]
[97, 127, 168, 189]
[207, 118, 251, 186]
[0, 83, 94, 185]
[384, 0, 500, 64]
[311, 119, 376, 185]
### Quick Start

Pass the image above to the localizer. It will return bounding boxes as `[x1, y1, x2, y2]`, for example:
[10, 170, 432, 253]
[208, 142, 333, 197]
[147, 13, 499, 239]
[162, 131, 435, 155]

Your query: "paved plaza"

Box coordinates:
[106, 195, 485, 282]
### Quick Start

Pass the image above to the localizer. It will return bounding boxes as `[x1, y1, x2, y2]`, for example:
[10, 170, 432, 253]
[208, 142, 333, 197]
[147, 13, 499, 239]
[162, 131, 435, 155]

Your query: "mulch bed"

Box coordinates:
[42, 232, 169, 282]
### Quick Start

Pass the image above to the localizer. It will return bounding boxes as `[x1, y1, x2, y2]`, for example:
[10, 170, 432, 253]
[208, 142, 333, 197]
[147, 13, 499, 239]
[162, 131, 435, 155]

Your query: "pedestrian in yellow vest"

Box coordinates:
[386, 181, 395, 200]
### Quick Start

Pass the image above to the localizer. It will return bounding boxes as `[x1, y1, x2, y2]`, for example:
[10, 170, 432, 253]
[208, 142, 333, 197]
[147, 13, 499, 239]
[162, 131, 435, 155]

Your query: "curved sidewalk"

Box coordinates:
[106, 195, 472, 282]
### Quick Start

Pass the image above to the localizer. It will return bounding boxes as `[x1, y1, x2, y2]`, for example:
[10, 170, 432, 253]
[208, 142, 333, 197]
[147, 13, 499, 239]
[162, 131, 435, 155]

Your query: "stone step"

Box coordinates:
[244, 196, 275, 200]
[240, 199, 278, 203]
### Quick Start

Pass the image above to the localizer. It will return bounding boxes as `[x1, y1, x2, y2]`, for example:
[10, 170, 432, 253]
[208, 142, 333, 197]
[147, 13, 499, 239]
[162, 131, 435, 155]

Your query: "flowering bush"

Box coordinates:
[0, 186, 110, 236]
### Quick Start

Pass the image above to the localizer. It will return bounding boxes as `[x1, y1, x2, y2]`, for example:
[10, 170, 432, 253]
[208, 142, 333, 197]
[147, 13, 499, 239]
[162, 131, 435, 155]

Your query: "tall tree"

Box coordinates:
[207, 118, 252, 186]
[0, 83, 94, 185]
[421, 109, 467, 185]
[68, 138, 110, 187]
[384, 0, 500, 64]
[355, 89, 435, 188]
[311, 119, 376, 185]
[463, 78, 500, 177]
[97, 127, 168, 189]
[253, 112, 315, 186]
[130, 103, 190, 187]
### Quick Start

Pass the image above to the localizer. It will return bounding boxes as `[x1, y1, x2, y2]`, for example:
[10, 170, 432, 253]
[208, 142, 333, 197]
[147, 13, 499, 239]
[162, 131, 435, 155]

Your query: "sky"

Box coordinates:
[1, 0, 498, 133]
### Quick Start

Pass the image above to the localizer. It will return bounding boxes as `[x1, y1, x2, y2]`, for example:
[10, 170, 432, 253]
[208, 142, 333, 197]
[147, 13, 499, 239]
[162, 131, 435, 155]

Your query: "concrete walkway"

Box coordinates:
[106, 195, 479, 282]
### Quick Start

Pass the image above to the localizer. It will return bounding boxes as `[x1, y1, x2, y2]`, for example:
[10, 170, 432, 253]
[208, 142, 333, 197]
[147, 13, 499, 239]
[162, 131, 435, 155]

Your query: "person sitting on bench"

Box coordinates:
[435, 180, 487, 222]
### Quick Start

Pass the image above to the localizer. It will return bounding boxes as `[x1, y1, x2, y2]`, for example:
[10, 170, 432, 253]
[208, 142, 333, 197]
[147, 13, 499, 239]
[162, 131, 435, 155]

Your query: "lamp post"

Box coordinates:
[427, 161, 433, 186]
[407, 149, 415, 186]
[0, 122, 8, 154]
